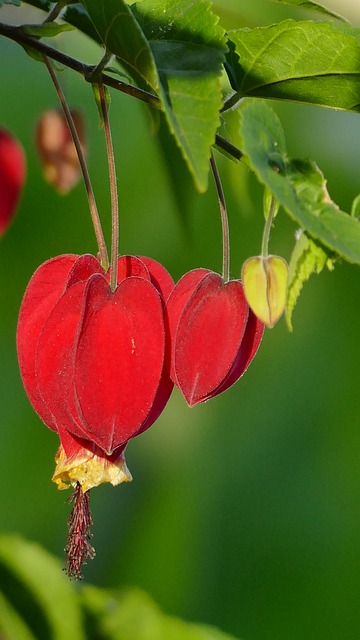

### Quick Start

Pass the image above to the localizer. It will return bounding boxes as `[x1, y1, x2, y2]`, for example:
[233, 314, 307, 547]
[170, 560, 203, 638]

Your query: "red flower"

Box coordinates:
[0, 127, 26, 237]
[166, 269, 264, 406]
[17, 253, 174, 492]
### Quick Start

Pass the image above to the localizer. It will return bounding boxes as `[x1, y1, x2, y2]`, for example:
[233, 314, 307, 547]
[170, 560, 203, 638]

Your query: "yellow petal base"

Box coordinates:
[52, 445, 133, 492]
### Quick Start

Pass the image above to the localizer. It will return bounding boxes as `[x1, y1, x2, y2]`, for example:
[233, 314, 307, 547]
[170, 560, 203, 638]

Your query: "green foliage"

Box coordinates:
[238, 99, 360, 264]
[0, 535, 241, 640]
[286, 231, 335, 329]
[227, 20, 360, 111]
[83, 0, 226, 191]
[0, 535, 84, 640]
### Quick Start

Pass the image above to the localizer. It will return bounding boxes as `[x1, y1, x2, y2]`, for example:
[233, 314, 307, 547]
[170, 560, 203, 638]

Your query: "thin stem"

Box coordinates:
[98, 83, 119, 291]
[210, 151, 230, 283]
[261, 195, 277, 258]
[88, 50, 114, 82]
[43, 0, 68, 23]
[43, 56, 109, 269]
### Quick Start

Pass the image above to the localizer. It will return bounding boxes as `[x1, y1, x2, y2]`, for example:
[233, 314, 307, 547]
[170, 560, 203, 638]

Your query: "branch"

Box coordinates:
[0, 21, 242, 162]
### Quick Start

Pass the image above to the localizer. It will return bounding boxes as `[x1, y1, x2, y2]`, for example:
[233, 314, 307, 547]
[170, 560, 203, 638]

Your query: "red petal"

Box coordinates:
[211, 310, 264, 397]
[74, 275, 166, 453]
[166, 268, 211, 383]
[0, 128, 26, 236]
[172, 274, 249, 406]
[139, 256, 175, 301]
[114, 255, 150, 284]
[36, 280, 90, 440]
[17, 255, 78, 430]
[66, 253, 103, 288]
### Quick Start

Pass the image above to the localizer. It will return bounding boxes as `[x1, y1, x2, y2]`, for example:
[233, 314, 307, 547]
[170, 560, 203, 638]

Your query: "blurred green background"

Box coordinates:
[1, 1, 360, 639]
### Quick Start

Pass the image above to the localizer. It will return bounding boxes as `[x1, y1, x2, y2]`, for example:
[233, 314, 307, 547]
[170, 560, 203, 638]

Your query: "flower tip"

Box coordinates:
[52, 444, 132, 493]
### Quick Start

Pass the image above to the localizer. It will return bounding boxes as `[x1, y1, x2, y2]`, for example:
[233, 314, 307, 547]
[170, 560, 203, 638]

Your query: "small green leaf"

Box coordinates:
[271, 0, 348, 22]
[286, 231, 335, 330]
[263, 188, 280, 220]
[92, 83, 111, 129]
[0, 535, 85, 640]
[81, 585, 241, 640]
[227, 20, 360, 112]
[351, 193, 360, 219]
[238, 99, 360, 264]
[22, 22, 75, 37]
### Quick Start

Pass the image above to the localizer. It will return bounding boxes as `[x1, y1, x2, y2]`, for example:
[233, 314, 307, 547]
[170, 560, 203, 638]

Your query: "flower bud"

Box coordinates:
[242, 255, 288, 328]
[36, 109, 85, 193]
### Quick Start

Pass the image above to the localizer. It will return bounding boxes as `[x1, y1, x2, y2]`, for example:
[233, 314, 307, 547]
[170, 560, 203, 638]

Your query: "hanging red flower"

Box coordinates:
[166, 268, 264, 406]
[17, 253, 174, 576]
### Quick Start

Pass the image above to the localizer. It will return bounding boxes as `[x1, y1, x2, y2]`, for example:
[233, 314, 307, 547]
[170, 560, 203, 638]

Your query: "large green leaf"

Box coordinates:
[227, 20, 360, 112]
[238, 99, 360, 264]
[82, 585, 241, 640]
[0, 535, 85, 640]
[83, 0, 227, 191]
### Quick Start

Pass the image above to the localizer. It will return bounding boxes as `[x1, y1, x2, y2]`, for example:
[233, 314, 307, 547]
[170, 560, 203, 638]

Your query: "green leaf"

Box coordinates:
[271, 0, 348, 22]
[22, 22, 75, 37]
[227, 20, 360, 112]
[83, 0, 227, 191]
[132, 0, 227, 191]
[238, 99, 360, 264]
[83, 0, 159, 89]
[0, 535, 85, 640]
[286, 231, 335, 330]
[81, 585, 241, 640]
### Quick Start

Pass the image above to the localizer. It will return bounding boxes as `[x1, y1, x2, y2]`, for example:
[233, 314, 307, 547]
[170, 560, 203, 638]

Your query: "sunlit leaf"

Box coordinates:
[227, 20, 360, 112]
[286, 230, 335, 330]
[238, 99, 360, 264]
[83, 0, 227, 191]
[271, 0, 347, 21]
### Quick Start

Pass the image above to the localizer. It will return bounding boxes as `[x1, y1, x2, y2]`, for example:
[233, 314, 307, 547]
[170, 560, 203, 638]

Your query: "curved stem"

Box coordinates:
[261, 195, 277, 258]
[43, 0, 68, 23]
[210, 151, 230, 283]
[98, 83, 119, 291]
[43, 57, 109, 269]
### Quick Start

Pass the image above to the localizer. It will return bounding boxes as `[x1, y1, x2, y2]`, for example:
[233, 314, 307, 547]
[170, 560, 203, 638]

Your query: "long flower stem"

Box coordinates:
[43, 57, 109, 269]
[98, 83, 119, 291]
[210, 151, 230, 282]
[261, 195, 277, 259]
